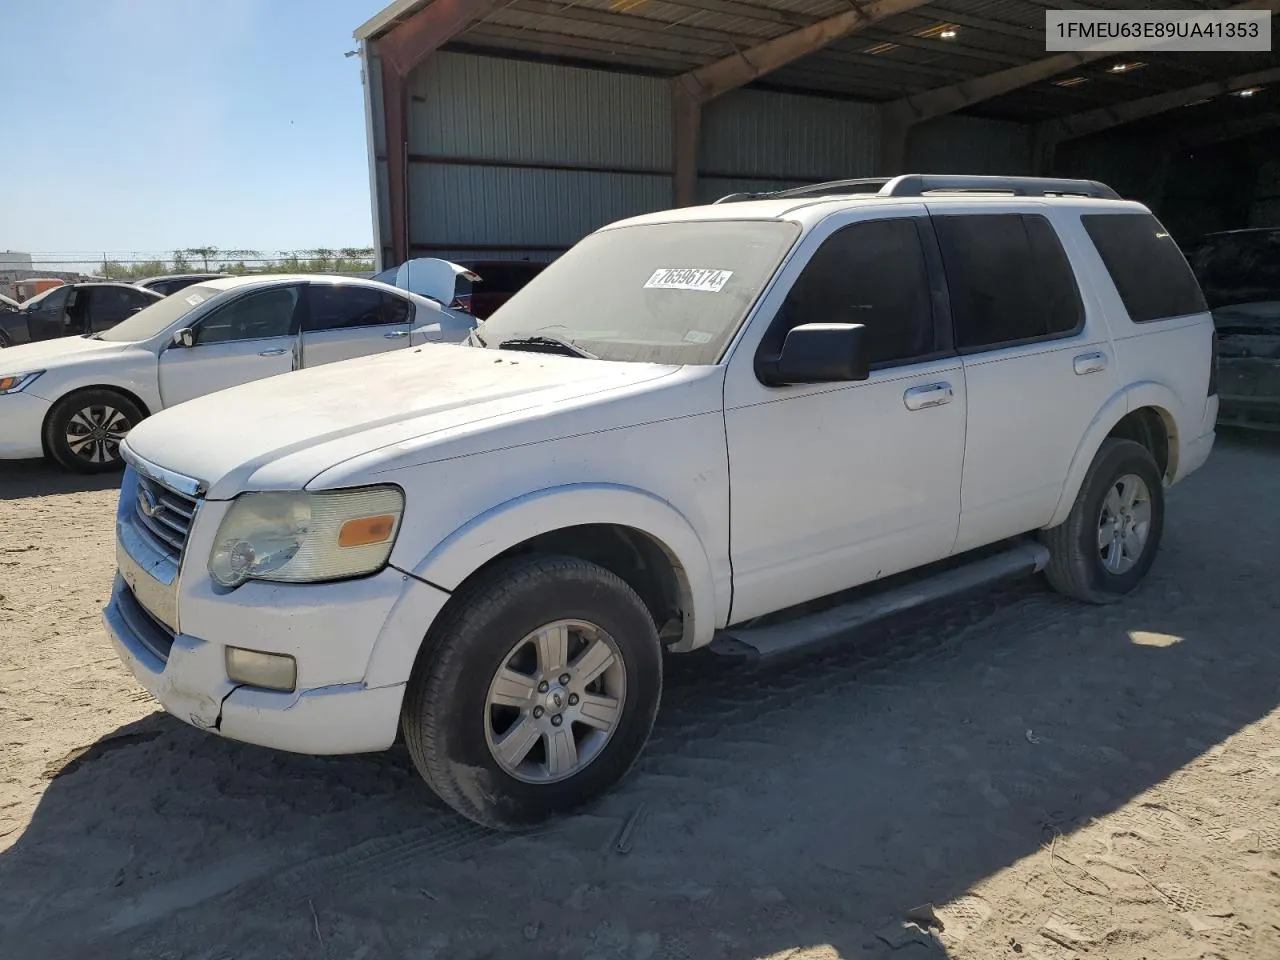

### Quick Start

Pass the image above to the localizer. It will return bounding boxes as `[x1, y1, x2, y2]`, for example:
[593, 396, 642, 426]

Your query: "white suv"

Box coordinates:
[103, 176, 1218, 830]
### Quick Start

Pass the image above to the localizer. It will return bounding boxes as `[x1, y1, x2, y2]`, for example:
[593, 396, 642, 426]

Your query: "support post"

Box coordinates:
[672, 83, 701, 208]
[380, 54, 410, 268]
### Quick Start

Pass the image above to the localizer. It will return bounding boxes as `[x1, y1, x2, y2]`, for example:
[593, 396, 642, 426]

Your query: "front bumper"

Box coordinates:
[0, 392, 51, 459]
[104, 574, 406, 754]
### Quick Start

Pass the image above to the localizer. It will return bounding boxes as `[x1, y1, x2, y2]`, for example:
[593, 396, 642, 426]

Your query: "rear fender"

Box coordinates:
[1045, 381, 1183, 529]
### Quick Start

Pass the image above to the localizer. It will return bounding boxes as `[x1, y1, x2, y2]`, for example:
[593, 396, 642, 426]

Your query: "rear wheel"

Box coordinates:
[44, 389, 143, 473]
[1041, 438, 1165, 603]
[401, 555, 663, 830]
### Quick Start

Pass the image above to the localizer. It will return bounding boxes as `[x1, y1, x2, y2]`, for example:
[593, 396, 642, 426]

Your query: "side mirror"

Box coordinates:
[757, 323, 869, 386]
[172, 327, 195, 348]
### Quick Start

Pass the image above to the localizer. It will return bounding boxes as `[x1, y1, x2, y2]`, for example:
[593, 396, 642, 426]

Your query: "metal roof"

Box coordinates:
[357, 0, 1279, 123]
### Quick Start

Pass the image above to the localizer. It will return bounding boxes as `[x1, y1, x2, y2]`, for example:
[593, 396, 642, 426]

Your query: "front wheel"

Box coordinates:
[44, 389, 143, 473]
[1041, 437, 1165, 604]
[402, 555, 663, 830]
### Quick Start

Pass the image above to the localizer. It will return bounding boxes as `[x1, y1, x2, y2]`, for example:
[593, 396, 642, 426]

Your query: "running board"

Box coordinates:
[710, 541, 1050, 661]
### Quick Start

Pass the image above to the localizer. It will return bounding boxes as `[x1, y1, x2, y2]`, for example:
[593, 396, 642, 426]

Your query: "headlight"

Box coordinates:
[208, 486, 404, 588]
[0, 371, 43, 394]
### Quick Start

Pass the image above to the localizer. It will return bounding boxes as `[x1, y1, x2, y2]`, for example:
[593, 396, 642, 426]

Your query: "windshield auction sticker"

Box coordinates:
[644, 268, 734, 292]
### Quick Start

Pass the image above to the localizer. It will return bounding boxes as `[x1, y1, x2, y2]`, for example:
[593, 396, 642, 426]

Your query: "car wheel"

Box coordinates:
[1041, 438, 1165, 604]
[402, 554, 663, 830]
[44, 389, 143, 474]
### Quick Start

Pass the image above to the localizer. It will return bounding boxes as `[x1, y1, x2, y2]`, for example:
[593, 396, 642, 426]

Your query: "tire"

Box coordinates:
[402, 554, 663, 830]
[1041, 438, 1165, 604]
[44, 389, 144, 474]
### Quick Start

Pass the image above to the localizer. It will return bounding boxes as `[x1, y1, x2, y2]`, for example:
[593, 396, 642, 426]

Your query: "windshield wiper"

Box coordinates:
[497, 334, 596, 359]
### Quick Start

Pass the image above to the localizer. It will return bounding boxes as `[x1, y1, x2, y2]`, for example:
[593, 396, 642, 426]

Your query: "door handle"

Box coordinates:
[1073, 351, 1107, 375]
[258, 348, 287, 357]
[383, 330, 409, 339]
[903, 382, 953, 411]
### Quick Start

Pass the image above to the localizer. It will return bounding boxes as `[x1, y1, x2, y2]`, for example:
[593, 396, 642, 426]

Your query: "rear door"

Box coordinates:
[24, 287, 73, 340]
[298, 284, 414, 366]
[157, 285, 302, 407]
[930, 204, 1120, 552]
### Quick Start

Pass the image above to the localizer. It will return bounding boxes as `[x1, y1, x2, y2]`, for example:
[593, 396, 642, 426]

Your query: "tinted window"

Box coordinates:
[198, 287, 299, 345]
[305, 286, 409, 331]
[935, 213, 1083, 350]
[766, 217, 935, 367]
[89, 287, 152, 331]
[1082, 213, 1206, 322]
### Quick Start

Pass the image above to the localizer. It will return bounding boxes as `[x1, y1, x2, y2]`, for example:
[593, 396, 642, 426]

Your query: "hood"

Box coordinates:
[123, 344, 686, 499]
[0, 335, 134, 371]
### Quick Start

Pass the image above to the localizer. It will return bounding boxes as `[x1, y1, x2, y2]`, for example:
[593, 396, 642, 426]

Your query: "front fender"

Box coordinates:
[1045, 381, 1183, 529]
[405, 483, 721, 652]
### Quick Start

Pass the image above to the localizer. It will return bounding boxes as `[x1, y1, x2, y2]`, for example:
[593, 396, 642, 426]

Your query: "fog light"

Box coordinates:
[225, 647, 297, 692]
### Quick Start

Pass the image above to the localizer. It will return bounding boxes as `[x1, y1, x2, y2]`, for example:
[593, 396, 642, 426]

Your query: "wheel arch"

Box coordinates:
[402, 483, 720, 653]
[39, 383, 153, 457]
[1045, 382, 1183, 530]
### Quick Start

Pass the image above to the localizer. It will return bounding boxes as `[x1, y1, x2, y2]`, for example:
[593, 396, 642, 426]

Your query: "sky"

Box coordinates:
[3, 0, 386, 259]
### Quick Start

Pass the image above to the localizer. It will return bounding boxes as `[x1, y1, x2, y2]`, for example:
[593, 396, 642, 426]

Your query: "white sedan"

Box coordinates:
[0, 272, 474, 473]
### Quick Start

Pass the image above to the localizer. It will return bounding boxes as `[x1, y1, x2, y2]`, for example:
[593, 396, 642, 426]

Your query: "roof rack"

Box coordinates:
[713, 174, 1120, 204]
[712, 178, 891, 204]
[881, 174, 1120, 200]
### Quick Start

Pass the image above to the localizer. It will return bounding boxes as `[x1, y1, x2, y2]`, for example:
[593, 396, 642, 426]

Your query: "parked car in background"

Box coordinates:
[0, 272, 474, 471]
[0, 282, 163, 348]
[1184, 227, 1280, 431]
[371, 258, 547, 318]
[135, 273, 231, 296]
[455, 260, 548, 318]
[100, 175, 1216, 830]
[370, 258, 480, 312]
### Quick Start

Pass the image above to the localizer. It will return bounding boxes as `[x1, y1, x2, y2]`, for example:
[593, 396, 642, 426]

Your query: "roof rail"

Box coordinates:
[879, 174, 1120, 200]
[712, 174, 1121, 205]
[713, 178, 890, 204]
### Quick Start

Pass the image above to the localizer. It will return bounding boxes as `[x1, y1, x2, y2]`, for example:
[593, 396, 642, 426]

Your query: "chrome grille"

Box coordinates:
[133, 474, 198, 559]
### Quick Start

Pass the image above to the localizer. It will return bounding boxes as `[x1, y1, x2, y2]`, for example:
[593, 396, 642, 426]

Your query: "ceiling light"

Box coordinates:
[916, 22, 961, 40]
[1107, 61, 1146, 73]
[864, 42, 899, 55]
[1233, 86, 1262, 97]
[1053, 76, 1089, 87]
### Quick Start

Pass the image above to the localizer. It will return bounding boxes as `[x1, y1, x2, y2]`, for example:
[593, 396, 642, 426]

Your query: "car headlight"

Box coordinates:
[0, 371, 43, 394]
[208, 486, 404, 588]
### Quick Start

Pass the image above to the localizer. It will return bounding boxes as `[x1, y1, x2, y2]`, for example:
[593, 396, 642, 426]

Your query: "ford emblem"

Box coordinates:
[137, 485, 161, 519]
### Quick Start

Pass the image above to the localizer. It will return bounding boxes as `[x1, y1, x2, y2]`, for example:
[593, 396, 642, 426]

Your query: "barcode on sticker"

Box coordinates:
[644, 268, 733, 292]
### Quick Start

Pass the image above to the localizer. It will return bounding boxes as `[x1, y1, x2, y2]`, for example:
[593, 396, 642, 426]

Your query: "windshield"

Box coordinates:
[472, 220, 800, 364]
[19, 287, 62, 311]
[97, 285, 222, 342]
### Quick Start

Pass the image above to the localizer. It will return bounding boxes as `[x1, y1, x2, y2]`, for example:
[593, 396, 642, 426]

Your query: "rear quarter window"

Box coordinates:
[1081, 213, 1207, 323]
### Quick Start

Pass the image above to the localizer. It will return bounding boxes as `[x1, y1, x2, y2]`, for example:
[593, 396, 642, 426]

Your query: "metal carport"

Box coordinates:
[354, 0, 1280, 269]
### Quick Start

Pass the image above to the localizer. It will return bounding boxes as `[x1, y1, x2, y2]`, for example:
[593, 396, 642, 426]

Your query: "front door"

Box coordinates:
[157, 285, 302, 408]
[298, 284, 415, 366]
[723, 207, 967, 624]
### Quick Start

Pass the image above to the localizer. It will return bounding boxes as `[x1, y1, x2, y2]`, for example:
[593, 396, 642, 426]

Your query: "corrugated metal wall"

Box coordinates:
[907, 116, 1033, 175]
[1250, 158, 1280, 227]
[393, 51, 1034, 261]
[405, 52, 670, 259]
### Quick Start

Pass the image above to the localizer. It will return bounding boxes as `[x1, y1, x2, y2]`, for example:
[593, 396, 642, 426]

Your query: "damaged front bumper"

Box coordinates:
[103, 574, 405, 755]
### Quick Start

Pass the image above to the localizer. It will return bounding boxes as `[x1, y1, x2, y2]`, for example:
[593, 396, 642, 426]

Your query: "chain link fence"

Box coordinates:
[4, 248, 378, 285]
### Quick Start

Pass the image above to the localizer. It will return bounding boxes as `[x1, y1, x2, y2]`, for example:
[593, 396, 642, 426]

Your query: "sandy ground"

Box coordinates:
[2, 433, 1280, 960]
